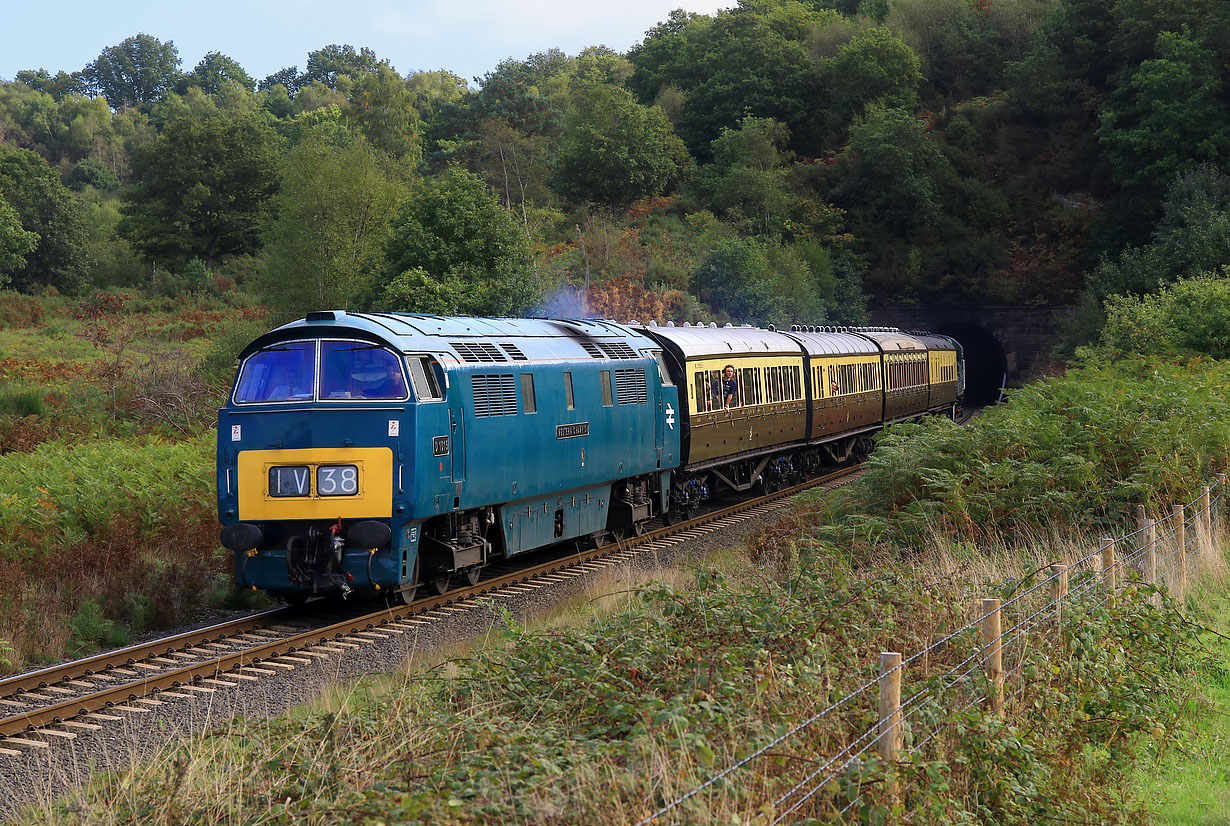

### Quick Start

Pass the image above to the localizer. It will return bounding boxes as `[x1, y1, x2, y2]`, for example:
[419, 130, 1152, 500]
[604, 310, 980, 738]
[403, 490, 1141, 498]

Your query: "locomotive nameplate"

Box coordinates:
[556, 422, 589, 439]
[433, 435, 450, 456]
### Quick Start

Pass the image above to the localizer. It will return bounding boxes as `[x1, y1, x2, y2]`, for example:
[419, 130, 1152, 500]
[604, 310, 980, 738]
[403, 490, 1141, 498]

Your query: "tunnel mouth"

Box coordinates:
[932, 322, 1007, 406]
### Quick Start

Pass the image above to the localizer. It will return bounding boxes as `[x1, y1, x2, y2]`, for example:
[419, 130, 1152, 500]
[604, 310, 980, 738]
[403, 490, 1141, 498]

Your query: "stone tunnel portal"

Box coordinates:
[933, 322, 1008, 406]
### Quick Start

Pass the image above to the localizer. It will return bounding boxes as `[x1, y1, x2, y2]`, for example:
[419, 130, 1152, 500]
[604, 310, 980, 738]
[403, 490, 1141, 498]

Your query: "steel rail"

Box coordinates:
[0, 607, 294, 699]
[0, 464, 862, 740]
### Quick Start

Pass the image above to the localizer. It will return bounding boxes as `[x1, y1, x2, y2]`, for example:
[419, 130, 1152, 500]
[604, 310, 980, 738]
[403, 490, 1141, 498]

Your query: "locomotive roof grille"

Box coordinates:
[499, 342, 528, 360]
[599, 341, 638, 359]
[451, 341, 507, 362]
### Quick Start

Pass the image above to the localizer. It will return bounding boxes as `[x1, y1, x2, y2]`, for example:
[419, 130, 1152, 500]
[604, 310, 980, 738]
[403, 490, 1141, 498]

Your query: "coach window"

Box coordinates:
[741, 367, 757, 406]
[600, 370, 613, 407]
[564, 371, 575, 410]
[521, 373, 536, 414]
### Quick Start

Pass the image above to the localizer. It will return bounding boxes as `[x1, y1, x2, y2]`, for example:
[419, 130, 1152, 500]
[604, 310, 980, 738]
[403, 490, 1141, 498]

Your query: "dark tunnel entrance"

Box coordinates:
[932, 322, 1008, 405]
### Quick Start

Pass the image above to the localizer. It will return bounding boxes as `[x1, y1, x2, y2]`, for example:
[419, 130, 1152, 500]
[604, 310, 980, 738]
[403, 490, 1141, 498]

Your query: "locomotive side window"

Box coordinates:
[652, 351, 673, 386]
[521, 373, 537, 414]
[407, 357, 442, 401]
[319, 341, 409, 400]
[564, 371, 575, 410]
[235, 343, 316, 403]
[600, 370, 613, 407]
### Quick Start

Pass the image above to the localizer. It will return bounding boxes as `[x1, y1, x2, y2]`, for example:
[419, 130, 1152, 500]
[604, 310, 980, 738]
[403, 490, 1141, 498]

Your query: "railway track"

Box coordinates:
[0, 464, 864, 754]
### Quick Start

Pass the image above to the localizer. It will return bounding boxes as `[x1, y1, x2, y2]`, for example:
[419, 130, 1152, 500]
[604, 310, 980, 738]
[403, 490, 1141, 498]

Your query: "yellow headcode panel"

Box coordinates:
[237, 447, 393, 520]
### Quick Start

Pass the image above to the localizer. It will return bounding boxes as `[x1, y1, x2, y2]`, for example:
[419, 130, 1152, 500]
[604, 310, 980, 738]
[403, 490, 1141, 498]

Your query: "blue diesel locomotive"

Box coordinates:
[217, 313, 962, 602]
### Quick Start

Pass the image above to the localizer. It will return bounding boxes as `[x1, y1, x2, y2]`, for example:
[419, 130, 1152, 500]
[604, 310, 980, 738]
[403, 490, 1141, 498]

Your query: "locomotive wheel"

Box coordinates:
[461, 566, 481, 586]
[427, 574, 451, 596]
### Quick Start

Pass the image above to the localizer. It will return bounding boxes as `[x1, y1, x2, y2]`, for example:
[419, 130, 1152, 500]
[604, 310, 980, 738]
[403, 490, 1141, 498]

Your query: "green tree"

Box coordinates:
[832, 104, 949, 238]
[695, 116, 793, 236]
[344, 65, 423, 163]
[0, 195, 37, 286]
[692, 238, 840, 325]
[261, 131, 407, 316]
[381, 168, 540, 315]
[692, 239, 774, 323]
[301, 45, 383, 88]
[819, 27, 921, 126]
[553, 83, 689, 209]
[0, 144, 89, 293]
[15, 68, 87, 100]
[1089, 164, 1230, 299]
[119, 108, 283, 265]
[179, 51, 255, 95]
[1097, 28, 1230, 201]
[628, 7, 827, 155]
[259, 67, 302, 96]
[84, 34, 181, 109]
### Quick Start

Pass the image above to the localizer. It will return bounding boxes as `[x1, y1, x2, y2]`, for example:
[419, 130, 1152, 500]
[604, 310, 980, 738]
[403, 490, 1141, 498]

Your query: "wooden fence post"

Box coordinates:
[1050, 563, 1066, 631]
[879, 652, 903, 803]
[1220, 474, 1228, 533]
[1100, 537, 1116, 599]
[1144, 517, 1158, 607]
[1201, 486, 1212, 544]
[981, 598, 1003, 713]
[1173, 504, 1186, 598]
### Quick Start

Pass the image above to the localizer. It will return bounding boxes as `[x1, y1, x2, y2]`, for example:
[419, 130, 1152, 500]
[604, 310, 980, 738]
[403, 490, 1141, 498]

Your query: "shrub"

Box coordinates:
[65, 599, 131, 658]
[1099, 271, 1230, 359]
[811, 357, 1230, 550]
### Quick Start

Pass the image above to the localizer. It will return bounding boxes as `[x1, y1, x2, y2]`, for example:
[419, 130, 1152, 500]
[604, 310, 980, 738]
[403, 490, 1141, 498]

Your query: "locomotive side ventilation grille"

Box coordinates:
[472, 374, 517, 416]
[599, 341, 638, 359]
[499, 343, 527, 360]
[451, 341, 506, 362]
[615, 368, 648, 405]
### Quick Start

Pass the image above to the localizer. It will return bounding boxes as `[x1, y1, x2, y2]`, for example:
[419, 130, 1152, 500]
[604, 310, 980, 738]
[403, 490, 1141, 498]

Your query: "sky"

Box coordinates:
[1, 0, 733, 86]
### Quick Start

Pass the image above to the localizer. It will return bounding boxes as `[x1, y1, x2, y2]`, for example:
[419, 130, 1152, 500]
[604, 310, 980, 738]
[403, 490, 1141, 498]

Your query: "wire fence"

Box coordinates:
[635, 474, 1227, 826]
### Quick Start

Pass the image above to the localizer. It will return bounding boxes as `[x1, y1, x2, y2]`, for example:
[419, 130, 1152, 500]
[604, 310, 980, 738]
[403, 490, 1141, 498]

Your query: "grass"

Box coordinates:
[1138, 583, 1230, 824]
[15, 511, 1212, 825]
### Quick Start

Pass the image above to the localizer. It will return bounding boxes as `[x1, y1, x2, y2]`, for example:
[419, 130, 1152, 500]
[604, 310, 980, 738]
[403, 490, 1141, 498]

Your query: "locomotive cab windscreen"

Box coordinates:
[234, 339, 415, 404]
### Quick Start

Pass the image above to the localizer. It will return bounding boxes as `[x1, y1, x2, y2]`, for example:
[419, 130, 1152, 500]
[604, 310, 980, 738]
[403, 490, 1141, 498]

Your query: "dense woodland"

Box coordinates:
[2, 0, 1230, 340]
